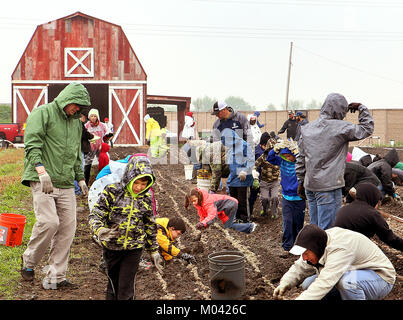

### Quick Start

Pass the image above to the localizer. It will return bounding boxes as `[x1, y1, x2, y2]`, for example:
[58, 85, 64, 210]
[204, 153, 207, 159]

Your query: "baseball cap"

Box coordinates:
[295, 111, 303, 117]
[211, 101, 228, 115]
[289, 224, 328, 257]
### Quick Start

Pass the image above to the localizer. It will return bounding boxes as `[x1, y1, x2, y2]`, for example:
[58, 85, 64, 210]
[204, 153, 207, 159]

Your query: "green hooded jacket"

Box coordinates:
[21, 82, 91, 188]
[89, 155, 158, 252]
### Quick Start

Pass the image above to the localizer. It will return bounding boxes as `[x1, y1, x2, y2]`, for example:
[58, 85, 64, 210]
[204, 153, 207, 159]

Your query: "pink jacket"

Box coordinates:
[192, 188, 238, 227]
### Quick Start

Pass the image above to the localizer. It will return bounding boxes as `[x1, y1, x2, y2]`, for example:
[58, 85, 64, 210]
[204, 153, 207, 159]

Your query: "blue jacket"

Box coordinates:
[267, 148, 301, 200]
[220, 128, 254, 187]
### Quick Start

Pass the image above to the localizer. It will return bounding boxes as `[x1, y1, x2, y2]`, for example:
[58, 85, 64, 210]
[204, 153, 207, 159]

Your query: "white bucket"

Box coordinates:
[197, 178, 210, 190]
[184, 165, 194, 180]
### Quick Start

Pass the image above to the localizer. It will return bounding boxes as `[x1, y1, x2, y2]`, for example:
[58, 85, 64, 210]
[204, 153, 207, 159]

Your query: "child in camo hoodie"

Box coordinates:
[89, 155, 163, 300]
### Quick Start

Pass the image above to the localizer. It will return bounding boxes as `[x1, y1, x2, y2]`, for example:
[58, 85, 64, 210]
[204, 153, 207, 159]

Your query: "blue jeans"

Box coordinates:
[281, 197, 306, 251]
[223, 203, 254, 234]
[302, 270, 393, 300]
[305, 188, 342, 230]
[74, 152, 86, 195]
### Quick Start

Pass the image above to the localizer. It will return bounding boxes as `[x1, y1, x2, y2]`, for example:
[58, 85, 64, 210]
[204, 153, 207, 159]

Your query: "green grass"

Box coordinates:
[0, 150, 34, 299]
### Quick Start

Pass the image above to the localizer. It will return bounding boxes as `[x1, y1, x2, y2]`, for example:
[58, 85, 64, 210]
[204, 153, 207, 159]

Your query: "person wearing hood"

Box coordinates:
[98, 142, 110, 172]
[182, 111, 196, 140]
[84, 108, 108, 186]
[21, 82, 91, 289]
[367, 148, 400, 199]
[89, 155, 163, 300]
[247, 114, 262, 149]
[335, 183, 403, 252]
[267, 139, 305, 253]
[144, 114, 162, 158]
[220, 128, 255, 222]
[273, 224, 396, 300]
[294, 111, 308, 141]
[211, 101, 251, 143]
[295, 93, 374, 230]
[343, 161, 381, 203]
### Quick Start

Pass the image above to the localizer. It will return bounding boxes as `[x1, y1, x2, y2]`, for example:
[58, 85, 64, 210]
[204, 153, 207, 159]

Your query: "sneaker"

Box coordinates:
[249, 222, 257, 233]
[42, 279, 78, 290]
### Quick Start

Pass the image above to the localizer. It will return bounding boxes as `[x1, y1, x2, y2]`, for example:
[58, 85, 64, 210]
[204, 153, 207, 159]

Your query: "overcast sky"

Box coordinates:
[1, 0, 403, 109]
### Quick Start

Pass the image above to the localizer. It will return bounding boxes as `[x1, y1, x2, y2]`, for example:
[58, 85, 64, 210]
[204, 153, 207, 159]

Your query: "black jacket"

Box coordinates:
[278, 118, 298, 139]
[81, 122, 94, 154]
[367, 149, 399, 196]
[335, 199, 403, 252]
[343, 161, 381, 202]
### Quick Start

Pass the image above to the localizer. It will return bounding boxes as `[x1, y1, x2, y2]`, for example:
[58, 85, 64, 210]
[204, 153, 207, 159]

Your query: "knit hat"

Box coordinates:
[289, 224, 328, 259]
[259, 132, 270, 146]
[88, 108, 99, 119]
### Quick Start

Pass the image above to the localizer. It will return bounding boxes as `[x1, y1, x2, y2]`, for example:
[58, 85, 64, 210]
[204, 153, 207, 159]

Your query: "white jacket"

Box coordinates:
[182, 115, 195, 139]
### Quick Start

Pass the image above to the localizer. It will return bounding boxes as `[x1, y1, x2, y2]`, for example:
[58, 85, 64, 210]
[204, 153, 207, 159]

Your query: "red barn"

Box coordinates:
[11, 11, 189, 145]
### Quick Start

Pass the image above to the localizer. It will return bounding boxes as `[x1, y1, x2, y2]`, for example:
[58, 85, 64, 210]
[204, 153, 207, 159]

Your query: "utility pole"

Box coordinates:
[285, 41, 293, 111]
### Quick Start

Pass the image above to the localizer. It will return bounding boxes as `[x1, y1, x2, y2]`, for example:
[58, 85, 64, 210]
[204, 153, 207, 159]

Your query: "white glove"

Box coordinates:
[38, 171, 54, 194]
[252, 169, 260, 180]
[78, 180, 88, 196]
[348, 187, 357, 200]
[273, 141, 287, 153]
[98, 226, 120, 242]
[238, 171, 247, 182]
[273, 283, 290, 300]
[151, 252, 164, 274]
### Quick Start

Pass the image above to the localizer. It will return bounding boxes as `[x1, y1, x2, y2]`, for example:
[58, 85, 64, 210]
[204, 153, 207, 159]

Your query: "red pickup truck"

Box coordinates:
[0, 123, 24, 143]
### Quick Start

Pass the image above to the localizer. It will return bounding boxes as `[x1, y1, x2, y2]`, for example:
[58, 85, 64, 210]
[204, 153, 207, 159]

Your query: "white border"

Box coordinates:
[12, 86, 48, 122]
[12, 80, 147, 84]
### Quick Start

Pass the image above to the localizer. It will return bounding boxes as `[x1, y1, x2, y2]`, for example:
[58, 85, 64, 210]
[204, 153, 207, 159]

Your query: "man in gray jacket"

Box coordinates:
[295, 93, 374, 230]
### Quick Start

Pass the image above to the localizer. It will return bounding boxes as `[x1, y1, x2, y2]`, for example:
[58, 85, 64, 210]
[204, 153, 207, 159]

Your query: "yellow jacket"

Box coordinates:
[146, 118, 161, 140]
[156, 218, 181, 261]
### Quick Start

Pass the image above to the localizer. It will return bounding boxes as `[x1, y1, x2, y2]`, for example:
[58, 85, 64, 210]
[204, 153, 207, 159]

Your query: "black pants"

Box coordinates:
[103, 248, 143, 300]
[229, 186, 250, 222]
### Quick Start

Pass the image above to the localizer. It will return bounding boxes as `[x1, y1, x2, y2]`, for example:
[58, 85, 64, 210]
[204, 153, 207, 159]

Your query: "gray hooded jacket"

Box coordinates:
[295, 93, 374, 192]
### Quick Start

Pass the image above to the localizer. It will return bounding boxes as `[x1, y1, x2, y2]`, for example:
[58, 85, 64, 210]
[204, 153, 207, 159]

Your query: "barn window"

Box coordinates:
[64, 47, 94, 77]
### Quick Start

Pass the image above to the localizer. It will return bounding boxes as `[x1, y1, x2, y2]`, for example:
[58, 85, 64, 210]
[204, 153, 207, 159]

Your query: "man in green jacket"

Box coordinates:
[20, 82, 91, 290]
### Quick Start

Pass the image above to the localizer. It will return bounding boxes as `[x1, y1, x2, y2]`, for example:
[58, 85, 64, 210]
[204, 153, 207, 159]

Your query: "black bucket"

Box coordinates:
[208, 250, 245, 300]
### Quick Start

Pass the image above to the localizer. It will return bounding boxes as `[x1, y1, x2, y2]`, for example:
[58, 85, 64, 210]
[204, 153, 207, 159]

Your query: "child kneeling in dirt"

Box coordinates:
[156, 217, 196, 264]
[266, 139, 306, 255]
[185, 187, 257, 234]
[89, 155, 163, 300]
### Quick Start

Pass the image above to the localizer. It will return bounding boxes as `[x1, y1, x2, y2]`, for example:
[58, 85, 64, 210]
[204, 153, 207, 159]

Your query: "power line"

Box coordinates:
[293, 44, 403, 85]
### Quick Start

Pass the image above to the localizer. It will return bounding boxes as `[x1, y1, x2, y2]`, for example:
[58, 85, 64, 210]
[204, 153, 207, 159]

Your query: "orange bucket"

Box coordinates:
[0, 213, 26, 247]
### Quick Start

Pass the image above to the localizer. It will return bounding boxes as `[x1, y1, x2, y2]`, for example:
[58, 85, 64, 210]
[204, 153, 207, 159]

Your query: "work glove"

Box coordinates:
[265, 138, 276, 151]
[78, 180, 88, 196]
[151, 252, 164, 274]
[287, 138, 299, 156]
[98, 226, 120, 242]
[237, 170, 247, 182]
[348, 102, 362, 113]
[196, 222, 205, 230]
[297, 182, 306, 200]
[393, 193, 402, 204]
[252, 169, 260, 180]
[38, 171, 54, 194]
[178, 252, 196, 264]
[273, 283, 291, 300]
[349, 187, 357, 200]
[252, 179, 260, 189]
[273, 141, 287, 153]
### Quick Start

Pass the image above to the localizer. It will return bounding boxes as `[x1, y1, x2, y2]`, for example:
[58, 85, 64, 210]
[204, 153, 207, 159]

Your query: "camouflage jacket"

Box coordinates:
[199, 141, 230, 191]
[254, 140, 280, 183]
[89, 156, 158, 252]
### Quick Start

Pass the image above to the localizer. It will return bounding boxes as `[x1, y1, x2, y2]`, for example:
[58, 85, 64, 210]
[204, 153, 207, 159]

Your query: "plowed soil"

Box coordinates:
[14, 146, 403, 301]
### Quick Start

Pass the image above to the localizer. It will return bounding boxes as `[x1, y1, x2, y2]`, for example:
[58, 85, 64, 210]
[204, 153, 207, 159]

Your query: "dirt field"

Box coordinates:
[14, 146, 403, 301]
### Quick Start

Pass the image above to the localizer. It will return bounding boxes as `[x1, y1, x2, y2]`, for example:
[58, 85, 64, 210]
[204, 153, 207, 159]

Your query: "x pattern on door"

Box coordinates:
[64, 48, 94, 77]
[110, 86, 143, 145]
[13, 86, 48, 122]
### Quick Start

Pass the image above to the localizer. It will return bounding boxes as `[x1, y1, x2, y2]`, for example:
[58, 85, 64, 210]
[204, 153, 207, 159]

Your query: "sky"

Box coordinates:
[1, 0, 403, 109]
